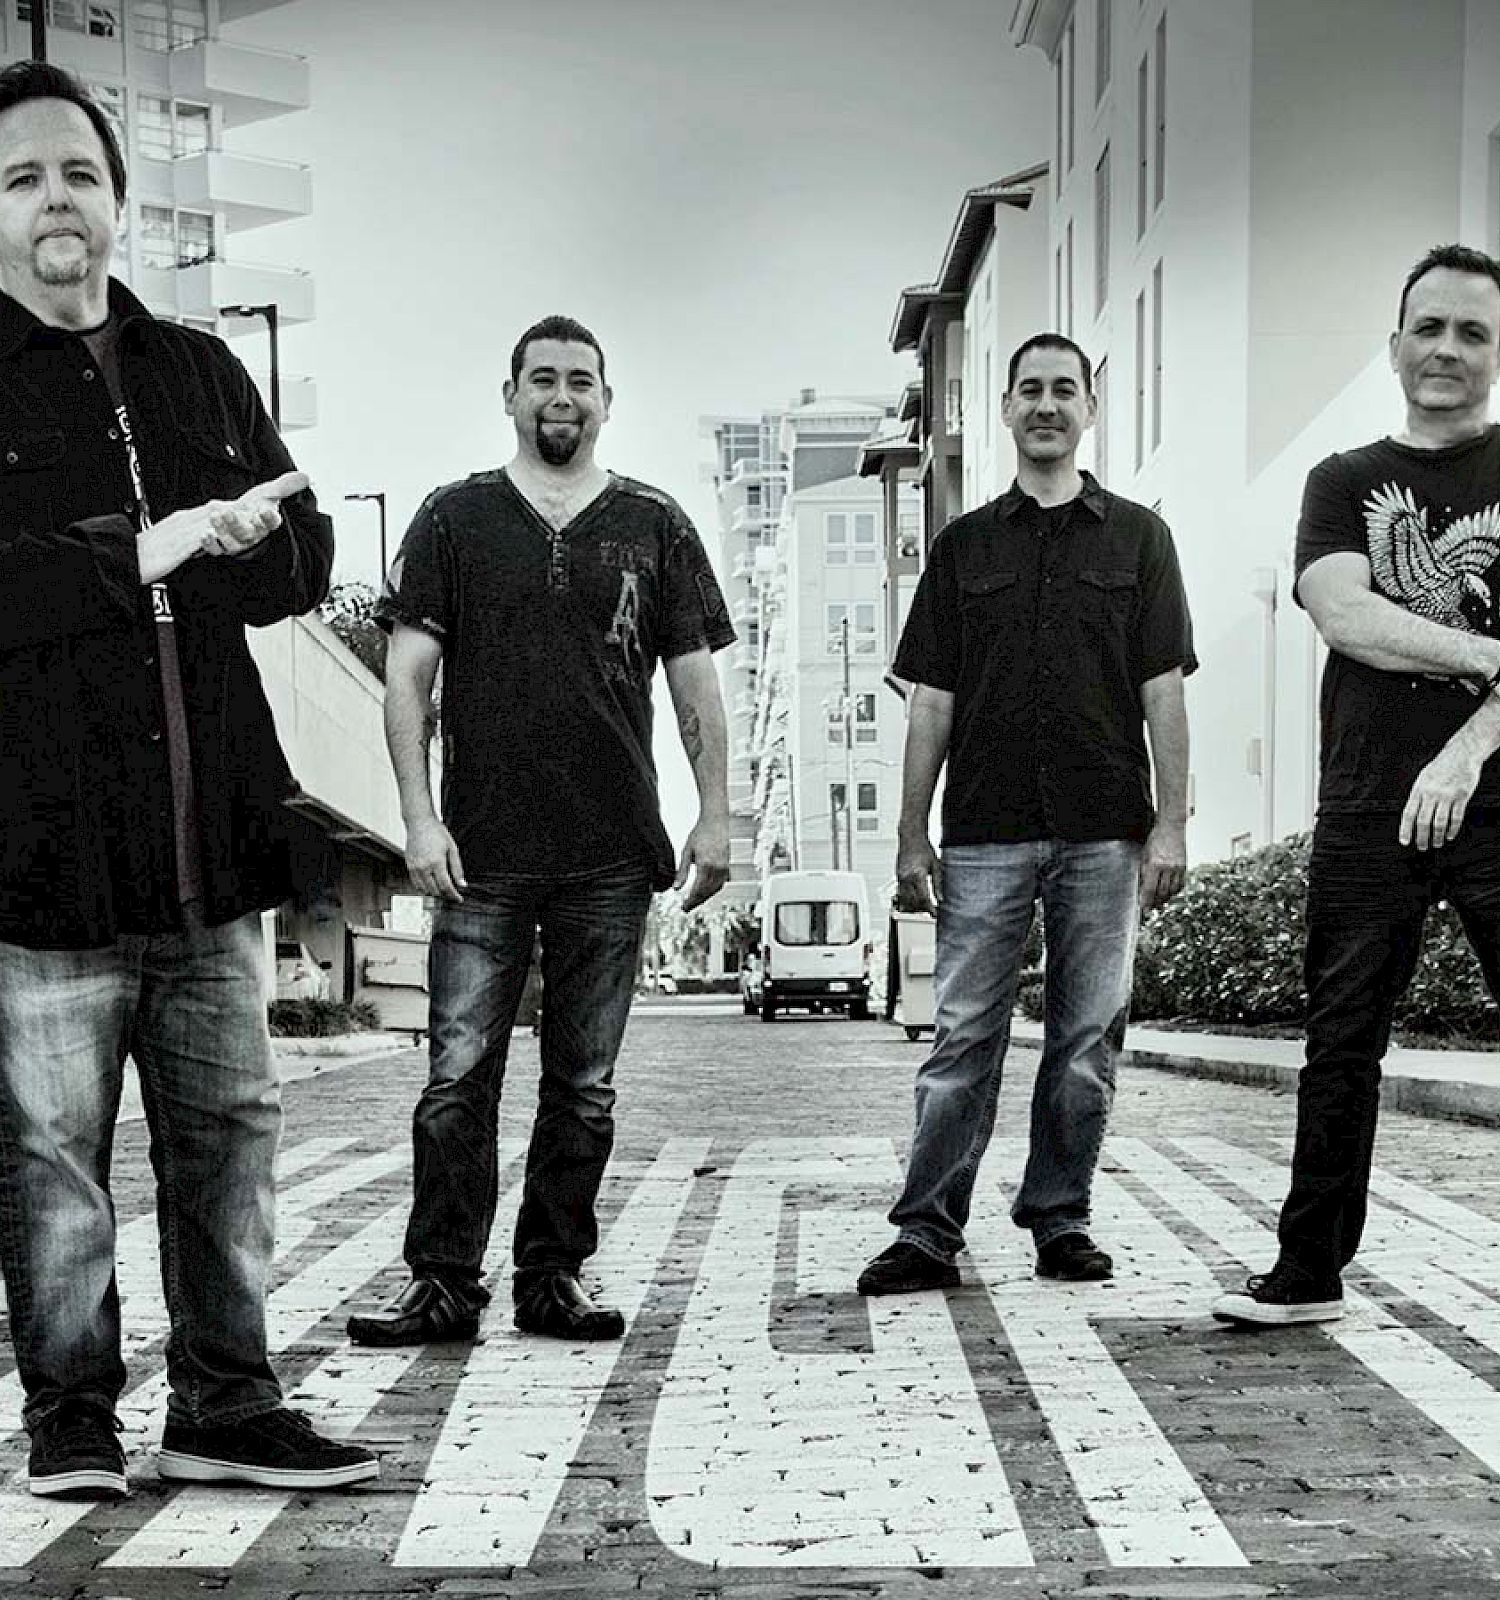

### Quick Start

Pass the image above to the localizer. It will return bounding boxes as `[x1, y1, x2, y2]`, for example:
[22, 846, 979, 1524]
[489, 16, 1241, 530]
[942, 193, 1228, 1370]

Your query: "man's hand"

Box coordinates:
[675, 812, 730, 912]
[405, 814, 466, 902]
[1139, 819, 1187, 913]
[1400, 737, 1485, 851]
[895, 833, 942, 915]
[137, 470, 309, 583]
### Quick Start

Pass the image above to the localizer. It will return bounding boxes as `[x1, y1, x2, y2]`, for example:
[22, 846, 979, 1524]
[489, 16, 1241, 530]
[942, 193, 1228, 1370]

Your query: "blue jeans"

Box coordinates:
[890, 839, 1141, 1259]
[1280, 813, 1500, 1278]
[404, 862, 653, 1297]
[0, 913, 282, 1431]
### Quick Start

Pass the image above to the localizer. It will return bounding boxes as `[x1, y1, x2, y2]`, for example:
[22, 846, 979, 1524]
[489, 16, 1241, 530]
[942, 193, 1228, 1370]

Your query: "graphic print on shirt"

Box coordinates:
[606, 569, 645, 680]
[1364, 482, 1500, 635]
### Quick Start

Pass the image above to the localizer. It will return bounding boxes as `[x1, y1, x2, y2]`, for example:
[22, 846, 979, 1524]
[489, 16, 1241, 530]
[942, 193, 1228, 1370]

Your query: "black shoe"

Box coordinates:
[512, 1272, 625, 1341]
[28, 1401, 127, 1500]
[157, 1407, 379, 1489]
[1212, 1259, 1343, 1326]
[346, 1276, 482, 1346]
[1035, 1233, 1114, 1281]
[856, 1241, 960, 1296]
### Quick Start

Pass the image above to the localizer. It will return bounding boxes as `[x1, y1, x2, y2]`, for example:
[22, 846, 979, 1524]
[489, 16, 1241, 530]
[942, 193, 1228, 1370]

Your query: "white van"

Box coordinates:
[758, 870, 871, 1022]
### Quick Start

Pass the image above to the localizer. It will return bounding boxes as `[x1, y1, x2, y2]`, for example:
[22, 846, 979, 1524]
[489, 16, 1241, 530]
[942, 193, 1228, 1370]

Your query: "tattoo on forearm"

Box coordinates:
[681, 705, 704, 765]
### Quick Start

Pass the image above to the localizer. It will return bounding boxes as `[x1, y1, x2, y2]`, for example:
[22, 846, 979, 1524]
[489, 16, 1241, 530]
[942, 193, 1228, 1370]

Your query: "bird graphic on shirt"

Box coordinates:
[1363, 482, 1500, 637]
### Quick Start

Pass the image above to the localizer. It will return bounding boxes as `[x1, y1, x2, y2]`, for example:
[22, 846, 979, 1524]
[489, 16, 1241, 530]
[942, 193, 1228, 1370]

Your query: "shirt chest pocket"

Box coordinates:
[959, 568, 1021, 610]
[1075, 566, 1137, 629]
[0, 428, 65, 538]
[176, 430, 259, 506]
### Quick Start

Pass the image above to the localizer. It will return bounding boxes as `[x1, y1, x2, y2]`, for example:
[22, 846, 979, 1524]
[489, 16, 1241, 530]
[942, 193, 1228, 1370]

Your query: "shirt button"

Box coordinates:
[149, 728, 163, 742]
[83, 368, 96, 381]
[4, 451, 16, 465]
[107, 428, 120, 441]
[144, 653, 156, 667]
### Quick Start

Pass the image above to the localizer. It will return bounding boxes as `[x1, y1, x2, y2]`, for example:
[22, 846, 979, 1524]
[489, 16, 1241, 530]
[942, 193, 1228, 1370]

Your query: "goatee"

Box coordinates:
[536, 423, 580, 466]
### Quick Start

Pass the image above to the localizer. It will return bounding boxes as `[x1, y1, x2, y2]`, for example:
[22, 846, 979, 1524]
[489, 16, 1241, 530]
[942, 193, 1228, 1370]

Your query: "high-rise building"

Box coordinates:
[1010, 0, 1500, 859]
[7, 0, 316, 427]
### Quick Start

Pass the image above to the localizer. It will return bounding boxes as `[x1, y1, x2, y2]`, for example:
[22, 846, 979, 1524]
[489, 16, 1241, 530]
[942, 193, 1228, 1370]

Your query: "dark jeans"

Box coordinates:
[0, 913, 282, 1431]
[1279, 812, 1500, 1277]
[404, 862, 652, 1299]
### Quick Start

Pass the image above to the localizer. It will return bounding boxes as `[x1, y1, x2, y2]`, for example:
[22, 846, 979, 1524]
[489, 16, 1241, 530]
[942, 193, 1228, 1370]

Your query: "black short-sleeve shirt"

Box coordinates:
[1294, 427, 1500, 814]
[376, 469, 735, 888]
[893, 473, 1196, 845]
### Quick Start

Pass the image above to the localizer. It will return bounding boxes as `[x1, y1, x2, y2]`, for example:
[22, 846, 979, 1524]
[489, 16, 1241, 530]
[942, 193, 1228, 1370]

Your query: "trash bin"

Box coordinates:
[349, 925, 430, 1037]
[889, 911, 937, 1041]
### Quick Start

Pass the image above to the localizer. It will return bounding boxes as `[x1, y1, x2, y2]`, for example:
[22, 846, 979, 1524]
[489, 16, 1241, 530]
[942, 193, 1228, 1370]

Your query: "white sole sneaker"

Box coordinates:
[28, 1465, 128, 1499]
[1212, 1291, 1343, 1326]
[155, 1449, 379, 1488]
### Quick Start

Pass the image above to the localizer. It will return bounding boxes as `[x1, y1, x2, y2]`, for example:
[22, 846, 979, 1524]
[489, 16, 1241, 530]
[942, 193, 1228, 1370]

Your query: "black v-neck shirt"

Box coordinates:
[377, 468, 735, 887]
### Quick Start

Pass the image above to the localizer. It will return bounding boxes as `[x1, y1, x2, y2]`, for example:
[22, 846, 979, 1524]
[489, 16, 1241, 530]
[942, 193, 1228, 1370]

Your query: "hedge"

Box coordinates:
[1016, 831, 1500, 1038]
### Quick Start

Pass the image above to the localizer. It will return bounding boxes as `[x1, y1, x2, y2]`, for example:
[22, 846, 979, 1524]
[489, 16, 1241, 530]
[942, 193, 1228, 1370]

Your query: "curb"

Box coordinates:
[1126, 1047, 1500, 1129]
[271, 1032, 414, 1059]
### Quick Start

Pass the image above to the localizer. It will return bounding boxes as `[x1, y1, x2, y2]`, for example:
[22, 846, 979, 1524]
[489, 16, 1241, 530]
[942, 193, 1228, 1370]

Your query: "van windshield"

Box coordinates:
[775, 901, 859, 946]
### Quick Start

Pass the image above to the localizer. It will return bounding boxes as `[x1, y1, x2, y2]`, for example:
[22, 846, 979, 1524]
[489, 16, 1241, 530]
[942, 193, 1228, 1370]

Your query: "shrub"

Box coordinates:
[267, 998, 381, 1037]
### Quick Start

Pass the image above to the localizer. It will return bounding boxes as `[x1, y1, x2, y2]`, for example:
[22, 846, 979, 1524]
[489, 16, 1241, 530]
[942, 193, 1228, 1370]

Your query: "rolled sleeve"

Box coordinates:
[1134, 519, 1197, 682]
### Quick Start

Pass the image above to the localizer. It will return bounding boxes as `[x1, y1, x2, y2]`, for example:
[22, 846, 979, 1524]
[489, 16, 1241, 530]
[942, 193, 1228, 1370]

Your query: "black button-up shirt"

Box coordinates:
[893, 473, 1196, 845]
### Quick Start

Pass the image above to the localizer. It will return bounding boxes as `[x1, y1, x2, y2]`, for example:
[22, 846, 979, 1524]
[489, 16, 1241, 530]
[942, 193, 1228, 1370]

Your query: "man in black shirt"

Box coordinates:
[1216, 244, 1500, 1326]
[0, 64, 375, 1497]
[858, 333, 1194, 1296]
[347, 315, 734, 1346]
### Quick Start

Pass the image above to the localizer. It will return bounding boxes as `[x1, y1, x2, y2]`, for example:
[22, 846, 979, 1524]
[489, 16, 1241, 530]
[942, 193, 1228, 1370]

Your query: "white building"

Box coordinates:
[747, 392, 919, 922]
[7, 0, 316, 428]
[1009, 0, 1500, 861]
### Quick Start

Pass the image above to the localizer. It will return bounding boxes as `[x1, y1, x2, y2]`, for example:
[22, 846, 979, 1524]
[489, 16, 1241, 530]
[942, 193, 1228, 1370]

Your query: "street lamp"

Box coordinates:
[219, 303, 280, 430]
[343, 491, 388, 585]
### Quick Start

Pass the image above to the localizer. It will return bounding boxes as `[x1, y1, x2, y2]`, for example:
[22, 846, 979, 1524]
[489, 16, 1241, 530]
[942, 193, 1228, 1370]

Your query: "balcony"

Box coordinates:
[177, 260, 315, 327]
[173, 150, 311, 231]
[218, 0, 297, 18]
[730, 504, 768, 534]
[170, 40, 310, 127]
[245, 371, 317, 432]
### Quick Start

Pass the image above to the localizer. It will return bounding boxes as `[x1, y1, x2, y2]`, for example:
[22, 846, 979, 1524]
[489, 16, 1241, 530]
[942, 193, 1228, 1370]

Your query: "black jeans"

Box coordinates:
[402, 862, 652, 1301]
[1278, 812, 1500, 1277]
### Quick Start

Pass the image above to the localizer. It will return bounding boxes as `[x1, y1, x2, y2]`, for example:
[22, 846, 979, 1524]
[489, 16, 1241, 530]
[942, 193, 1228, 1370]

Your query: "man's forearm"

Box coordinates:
[1329, 589, 1500, 679]
[384, 675, 440, 826]
[1141, 673, 1190, 823]
[1447, 687, 1500, 763]
[898, 688, 953, 839]
[677, 686, 730, 816]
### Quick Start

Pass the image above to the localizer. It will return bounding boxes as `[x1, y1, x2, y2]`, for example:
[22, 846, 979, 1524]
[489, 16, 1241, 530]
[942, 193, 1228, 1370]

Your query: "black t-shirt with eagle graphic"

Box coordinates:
[376, 469, 735, 889]
[1295, 426, 1500, 814]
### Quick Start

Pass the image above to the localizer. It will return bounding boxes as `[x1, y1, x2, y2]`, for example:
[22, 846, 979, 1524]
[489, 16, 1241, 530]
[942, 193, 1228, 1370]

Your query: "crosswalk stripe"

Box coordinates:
[963, 1159, 1246, 1568]
[1114, 1138, 1500, 1481]
[646, 1138, 1033, 1569]
[276, 1136, 359, 1182]
[393, 1138, 710, 1569]
[1366, 1163, 1500, 1254]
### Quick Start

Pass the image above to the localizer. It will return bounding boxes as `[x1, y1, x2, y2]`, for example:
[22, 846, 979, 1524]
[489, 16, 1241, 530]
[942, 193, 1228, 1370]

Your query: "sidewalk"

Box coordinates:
[1012, 1018, 1500, 1126]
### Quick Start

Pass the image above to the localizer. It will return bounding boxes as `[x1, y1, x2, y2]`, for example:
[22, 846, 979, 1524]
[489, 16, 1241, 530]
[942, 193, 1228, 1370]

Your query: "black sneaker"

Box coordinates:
[1213, 1260, 1343, 1326]
[856, 1241, 960, 1296]
[28, 1402, 127, 1500]
[156, 1407, 379, 1489]
[1035, 1233, 1114, 1281]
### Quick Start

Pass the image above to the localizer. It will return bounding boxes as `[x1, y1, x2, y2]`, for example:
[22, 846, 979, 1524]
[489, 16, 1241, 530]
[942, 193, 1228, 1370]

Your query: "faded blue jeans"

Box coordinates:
[403, 862, 653, 1300]
[890, 839, 1141, 1260]
[0, 913, 283, 1432]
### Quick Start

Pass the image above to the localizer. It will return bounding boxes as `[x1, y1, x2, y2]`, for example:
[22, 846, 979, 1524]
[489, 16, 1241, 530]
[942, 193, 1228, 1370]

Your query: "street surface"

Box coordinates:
[9, 997, 1500, 1599]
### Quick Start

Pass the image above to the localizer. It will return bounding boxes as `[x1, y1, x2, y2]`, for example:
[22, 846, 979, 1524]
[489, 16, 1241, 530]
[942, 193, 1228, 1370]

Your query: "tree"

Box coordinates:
[319, 580, 386, 682]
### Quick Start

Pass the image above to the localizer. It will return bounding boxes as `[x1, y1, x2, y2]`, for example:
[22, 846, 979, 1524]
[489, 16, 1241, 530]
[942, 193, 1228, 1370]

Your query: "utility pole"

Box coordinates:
[30, 2, 46, 61]
[1251, 566, 1278, 846]
[841, 614, 856, 873]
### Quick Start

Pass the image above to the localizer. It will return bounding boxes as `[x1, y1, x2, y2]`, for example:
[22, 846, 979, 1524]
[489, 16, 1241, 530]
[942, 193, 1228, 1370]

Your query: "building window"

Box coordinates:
[137, 95, 172, 161]
[18, 1, 116, 34]
[140, 204, 175, 269]
[826, 603, 876, 655]
[746, 483, 761, 508]
[177, 209, 213, 267]
[88, 81, 126, 156]
[1151, 258, 1163, 452]
[1095, 357, 1108, 485]
[1094, 144, 1110, 316]
[1154, 15, 1167, 213]
[1054, 246, 1063, 333]
[825, 512, 849, 565]
[132, 0, 204, 51]
[174, 101, 209, 158]
[856, 781, 880, 833]
[1054, 47, 1064, 198]
[1096, 0, 1111, 103]
[854, 692, 877, 744]
[852, 512, 877, 566]
[1065, 219, 1075, 338]
[171, 0, 206, 45]
[1133, 290, 1145, 472]
[897, 510, 920, 559]
[1136, 53, 1148, 239]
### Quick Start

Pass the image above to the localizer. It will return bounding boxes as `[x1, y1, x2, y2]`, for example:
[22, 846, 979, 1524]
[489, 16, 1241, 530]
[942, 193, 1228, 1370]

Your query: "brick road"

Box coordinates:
[9, 999, 1500, 1600]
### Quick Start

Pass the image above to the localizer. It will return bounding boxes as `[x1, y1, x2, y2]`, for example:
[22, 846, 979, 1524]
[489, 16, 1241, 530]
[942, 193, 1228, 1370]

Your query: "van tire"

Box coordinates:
[849, 1000, 870, 1021]
[760, 994, 776, 1022]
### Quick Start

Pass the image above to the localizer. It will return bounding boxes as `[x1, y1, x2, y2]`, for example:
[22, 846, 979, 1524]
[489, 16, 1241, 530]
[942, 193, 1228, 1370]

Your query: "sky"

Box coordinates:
[222, 0, 1051, 847]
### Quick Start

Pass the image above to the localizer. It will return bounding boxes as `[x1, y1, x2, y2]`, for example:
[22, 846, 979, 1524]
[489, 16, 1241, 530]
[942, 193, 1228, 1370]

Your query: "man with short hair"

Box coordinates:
[858, 332, 1195, 1296]
[346, 314, 733, 1346]
[1216, 244, 1500, 1327]
[0, 62, 376, 1497]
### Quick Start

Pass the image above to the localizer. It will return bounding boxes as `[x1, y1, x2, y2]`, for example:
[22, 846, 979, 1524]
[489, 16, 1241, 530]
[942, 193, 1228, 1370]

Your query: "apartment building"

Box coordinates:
[1011, 0, 1500, 859]
[6, 0, 316, 427]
